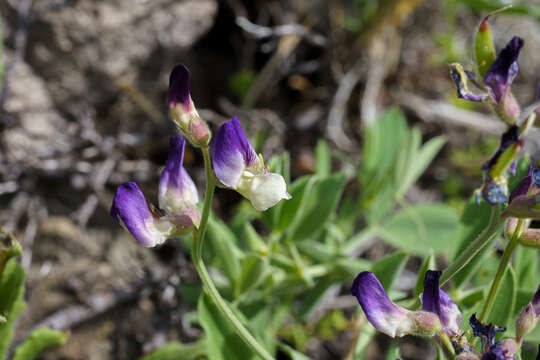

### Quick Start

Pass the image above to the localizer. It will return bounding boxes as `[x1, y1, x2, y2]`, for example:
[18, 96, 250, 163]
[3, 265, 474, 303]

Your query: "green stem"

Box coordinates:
[191, 146, 274, 360]
[439, 332, 455, 358]
[440, 205, 504, 287]
[479, 218, 523, 322]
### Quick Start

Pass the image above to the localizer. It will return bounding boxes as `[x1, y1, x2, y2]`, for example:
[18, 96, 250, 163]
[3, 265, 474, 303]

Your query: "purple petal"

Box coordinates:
[482, 176, 508, 205]
[509, 164, 534, 203]
[482, 342, 505, 360]
[111, 182, 168, 247]
[534, 169, 540, 189]
[168, 64, 191, 108]
[533, 284, 540, 317]
[421, 270, 462, 336]
[484, 37, 524, 103]
[481, 125, 519, 172]
[159, 136, 199, 214]
[212, 117, 259, 187]
[469, 314, 506, 352]
[450, 64, 487, 102]
[351, 272, 409, 337]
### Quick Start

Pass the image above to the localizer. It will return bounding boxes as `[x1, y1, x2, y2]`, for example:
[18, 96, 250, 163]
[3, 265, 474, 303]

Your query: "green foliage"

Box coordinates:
[140, 341, 205, 360]
[0, 232, 66, 360]
[228, 70, 256, 100]
[13, 328, 67, 360]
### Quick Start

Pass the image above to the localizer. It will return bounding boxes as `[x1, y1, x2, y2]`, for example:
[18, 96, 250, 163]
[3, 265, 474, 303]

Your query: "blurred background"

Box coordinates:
[0, 0, 539, 359]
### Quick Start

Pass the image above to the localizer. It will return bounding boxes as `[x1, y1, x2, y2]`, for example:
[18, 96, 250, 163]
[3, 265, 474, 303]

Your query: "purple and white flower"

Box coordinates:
[212, 117, 291, 211]
[111, 136, 201, 246]
[111, 182, 176, 247]
[351, 271, 441, 338]
[159, 136, 200, 226]
[168, 64, 210, 145]
[421, 270, 463, 337]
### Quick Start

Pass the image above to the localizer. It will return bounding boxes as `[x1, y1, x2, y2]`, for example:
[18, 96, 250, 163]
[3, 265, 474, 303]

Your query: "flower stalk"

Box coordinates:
[191, 145, 274, 360]
[479, 218, 523, 322]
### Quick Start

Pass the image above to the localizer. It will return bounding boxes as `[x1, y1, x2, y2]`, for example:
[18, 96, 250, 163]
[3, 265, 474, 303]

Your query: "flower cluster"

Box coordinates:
[111, 65, 290, 247]
[351, 271, 540, 359]
[449, 16, 538, 206]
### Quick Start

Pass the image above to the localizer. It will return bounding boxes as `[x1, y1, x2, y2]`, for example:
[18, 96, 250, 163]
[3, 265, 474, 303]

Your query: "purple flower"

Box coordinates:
[168, 64, 191, 110]
[111, 182, 176, 247]
[484, 37, 524, 104]
[469, 314, 506, 353]
[351, 272, 441, 337]
[212, 117, 291, 211]
[482, 125, 519, 172]
[509, 164, 534, 203]
[421, 270, 462, 336]
[159, 136, 199, 219]
[168, 65, 210, 146]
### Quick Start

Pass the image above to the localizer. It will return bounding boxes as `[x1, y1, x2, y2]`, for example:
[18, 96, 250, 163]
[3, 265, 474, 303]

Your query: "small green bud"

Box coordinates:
[474, 16, 496, 77]
[516, 303, 538, 343]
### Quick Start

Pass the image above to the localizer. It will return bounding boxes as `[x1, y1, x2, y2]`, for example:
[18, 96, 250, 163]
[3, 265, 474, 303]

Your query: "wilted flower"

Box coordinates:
[111, 136, 200, 247]
[421, 270, 462, 337]
[212, 117, 291, 211]
[351, 272, 441, 338]
[111, 182, 176, 247]
[168, 64, 210, 146]
[469, 314, 506, 355]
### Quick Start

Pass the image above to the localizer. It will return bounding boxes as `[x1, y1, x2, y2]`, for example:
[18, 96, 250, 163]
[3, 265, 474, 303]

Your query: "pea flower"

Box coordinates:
[515, 284, 540, 344]
[168, 64, 210, 146]
[111, 136, 200, 247]
[421, 270, 462, 337]
[350, 271, 441, 338]
[212, 117, 291, 211]
[111, 182, 177, 247]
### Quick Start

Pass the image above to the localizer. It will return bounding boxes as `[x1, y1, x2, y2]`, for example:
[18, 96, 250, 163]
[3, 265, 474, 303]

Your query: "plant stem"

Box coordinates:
[191, 146, 274, 360]
[479, 218, 523, 322]
[439, 332, 456, 358]
[440, 205, 504, 287]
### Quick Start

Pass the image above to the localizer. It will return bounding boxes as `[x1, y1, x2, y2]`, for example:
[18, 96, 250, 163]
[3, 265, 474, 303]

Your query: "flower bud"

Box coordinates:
[520, 228, 540, 248]
[494, 91, 521, 123]
[168, 64, 211, 146]
[351, 272, 441, 338]
[515, 284, 540, 343]
[455, 352, 481, 360]
[475, 16, 496, 77]
[505, 193, 540, 219]
[500, 338, 518, 359]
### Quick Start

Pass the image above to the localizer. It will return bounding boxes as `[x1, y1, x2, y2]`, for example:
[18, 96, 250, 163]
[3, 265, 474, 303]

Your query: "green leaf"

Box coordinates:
[13, 327, 67, 360]
[515, 246, 538, 292]
[379, 204, 458, 255]
[277, 342, 311, 360]
[297, 277, 335, 321]
[486, 266, 517, 328]
[206, 217, 243, 289]
[371, 252, 408, 290]
[291, 173, 347, 241]
[315, 139, 331, 177]
[451, 198, 498, 289]
[197, 293, 258, 360]
[414, 250, 435, 298]
[236, 254, 268, 297]
[0, 258, 26, 359]
[396, 135, 446, 198]
[275, 175, 317, 231]
[140, 341, 205, 360]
